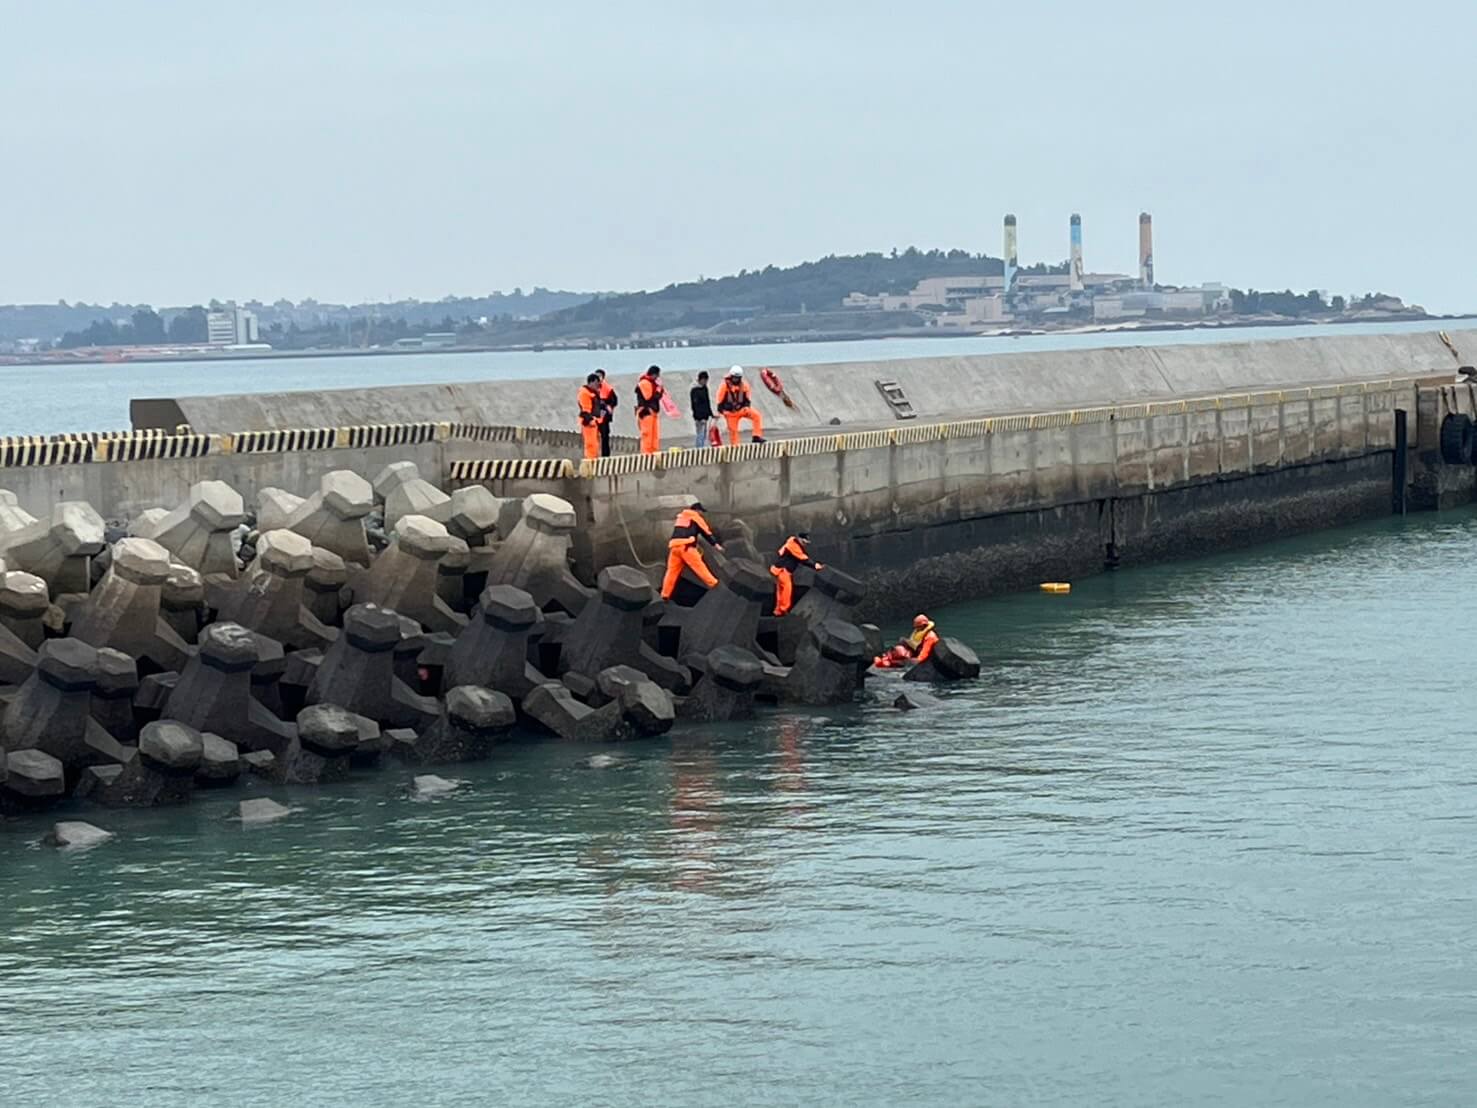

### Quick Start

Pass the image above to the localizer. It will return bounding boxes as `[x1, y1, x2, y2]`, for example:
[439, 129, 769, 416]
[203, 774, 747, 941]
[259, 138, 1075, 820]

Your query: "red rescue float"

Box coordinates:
[758, 367, 797, 409]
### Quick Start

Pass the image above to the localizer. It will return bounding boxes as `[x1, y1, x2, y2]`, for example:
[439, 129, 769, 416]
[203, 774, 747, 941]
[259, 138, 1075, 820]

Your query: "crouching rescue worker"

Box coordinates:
[770, 531, 822, 616]
[578, 372, 605, 459]
[662, 501, 723, 599]
[635, 365, 665, 454]
[717, 366, 765, 445]
[906, 614, 940, 663]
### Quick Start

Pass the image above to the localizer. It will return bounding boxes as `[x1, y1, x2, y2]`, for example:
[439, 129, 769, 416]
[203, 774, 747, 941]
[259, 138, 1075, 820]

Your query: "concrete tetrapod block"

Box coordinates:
[522, 681, 622, 741]
[902, 637, 982, 683]
[138, 480, 247, 579]
[595, 665, 675, 738]
[0, 638, 130, 778]
[442, 585, 547, 703]
[684, 645, 763, 721]
[356, 514, 468, 635]
[284, 470, 374, 566]
[128, 508, 169, 538]
[215, 529, 335, 651]
[267, 703, 361, 784]
[0, 570, 49, 649]
[677, 558, 772, 660]
[784, 618, 868, 706]
[432, 486, 506, 546]
[94, 719, 203, 807]
[435, 541, 471, 614]
[160, 563, 205, 644]
[557, 566, 689, 694]
[91, 647, 140, 744]
[0, 502, 106, 596]
[375, 461, 451, 534]
[306, 603, 439, 730]
[482, 493, 591, 615]
[257, 487, 304, 533]
[161, 622, 297, 756]
[1, 749, 66, 812]
[239, 797, 294, 825]
[48, 820, 115, 850]
[70, 537, 192, 675]
[304, 546, 349, 627]
[196, 732, 242, 787]
[776, 565, 867, 664]
[0, 617, 38, 687]
[403, 685, 515, 764]
[0, 491, 36, 535]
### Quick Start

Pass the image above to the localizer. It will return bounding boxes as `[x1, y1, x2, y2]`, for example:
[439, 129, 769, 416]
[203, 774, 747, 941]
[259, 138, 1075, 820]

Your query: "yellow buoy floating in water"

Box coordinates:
[1039, 582, 1072, 594]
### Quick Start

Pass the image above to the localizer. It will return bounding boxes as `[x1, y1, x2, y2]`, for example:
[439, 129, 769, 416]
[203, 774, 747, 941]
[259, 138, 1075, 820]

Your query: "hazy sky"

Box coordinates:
[2, 1, 1472, 310]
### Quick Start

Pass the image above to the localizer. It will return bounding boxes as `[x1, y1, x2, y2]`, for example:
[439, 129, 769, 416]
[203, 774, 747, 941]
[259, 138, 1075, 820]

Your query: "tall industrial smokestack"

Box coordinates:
[1138, 212, 1154, 288]
[1069, 213, 1084, 292]
[1003, 214, 1018, 292]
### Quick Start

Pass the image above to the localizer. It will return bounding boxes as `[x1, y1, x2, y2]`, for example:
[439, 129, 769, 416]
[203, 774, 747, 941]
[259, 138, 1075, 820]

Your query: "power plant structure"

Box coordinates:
[842, 210, 1230, 328]
[1003, 214, 1019, 293]
[1139, 212, 1155, 289]
[1069, 214, 1084, 293]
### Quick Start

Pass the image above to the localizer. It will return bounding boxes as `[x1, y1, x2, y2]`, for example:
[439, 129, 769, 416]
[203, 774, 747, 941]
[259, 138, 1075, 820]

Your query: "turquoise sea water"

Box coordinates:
[1, 319, 1470, 436]
[3, 506, 1474, 1106]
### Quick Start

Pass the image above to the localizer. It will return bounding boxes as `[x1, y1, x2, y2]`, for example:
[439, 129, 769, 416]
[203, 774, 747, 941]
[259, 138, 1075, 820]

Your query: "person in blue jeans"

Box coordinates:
[690, 371, 714, 448]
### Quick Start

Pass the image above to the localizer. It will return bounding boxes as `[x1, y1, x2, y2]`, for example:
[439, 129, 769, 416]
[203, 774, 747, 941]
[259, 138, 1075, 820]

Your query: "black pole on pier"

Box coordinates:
[1392, 410, 1408, 516]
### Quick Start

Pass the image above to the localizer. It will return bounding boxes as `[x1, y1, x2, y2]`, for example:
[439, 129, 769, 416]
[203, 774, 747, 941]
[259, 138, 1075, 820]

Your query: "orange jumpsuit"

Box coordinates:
[636, 374, 664, 454]
[578, 384, 603, 459]
[662, 507, 720, 599]
[770, 534, 817, 616]
[909, 625, 940, 663]
[716, 378, 764, 445]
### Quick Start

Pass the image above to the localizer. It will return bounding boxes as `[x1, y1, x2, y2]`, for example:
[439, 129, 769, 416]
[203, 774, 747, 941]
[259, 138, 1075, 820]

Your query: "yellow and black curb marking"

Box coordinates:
[449, 458, 576, 481]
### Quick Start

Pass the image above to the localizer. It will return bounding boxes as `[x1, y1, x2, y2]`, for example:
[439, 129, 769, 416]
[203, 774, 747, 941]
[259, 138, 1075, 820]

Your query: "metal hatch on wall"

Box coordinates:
[875, 379, 917, 419]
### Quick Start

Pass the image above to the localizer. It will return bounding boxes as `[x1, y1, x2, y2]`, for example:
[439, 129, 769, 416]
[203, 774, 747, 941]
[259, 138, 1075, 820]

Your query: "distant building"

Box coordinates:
[207, 308, 259, 346]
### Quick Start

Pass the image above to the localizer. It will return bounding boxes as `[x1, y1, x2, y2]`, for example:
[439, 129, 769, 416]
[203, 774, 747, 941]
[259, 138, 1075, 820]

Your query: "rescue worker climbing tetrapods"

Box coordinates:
[716, 366, 765, 445]
[770, 531, 822, 616]
[635, 365, 665, 454]
[578, 373, 605, 460]
[662, 501, 723, 599]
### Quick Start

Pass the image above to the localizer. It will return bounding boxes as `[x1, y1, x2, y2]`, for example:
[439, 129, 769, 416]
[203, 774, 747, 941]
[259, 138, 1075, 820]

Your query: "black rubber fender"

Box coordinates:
[1438, 413, 1473, 465]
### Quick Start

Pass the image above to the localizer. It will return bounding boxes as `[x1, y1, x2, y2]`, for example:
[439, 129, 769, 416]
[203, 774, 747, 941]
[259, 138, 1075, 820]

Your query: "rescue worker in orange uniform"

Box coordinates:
[716, 366, 765, 445]
[873, 644, 912, 669]
[662, 501, 722, 599]
[770, 531, 822, 616]
[595, 368, 617, 456]
[577, 372, 604, 459]
[635, 365, 665, 454]
[907, 614, 940, 663]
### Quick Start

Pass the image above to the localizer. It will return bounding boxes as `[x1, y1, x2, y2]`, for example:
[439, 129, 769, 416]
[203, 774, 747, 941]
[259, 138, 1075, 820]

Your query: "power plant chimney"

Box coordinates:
[1138, 212, 1154, 289]
[1069, 213, 1084, 292]
[1003, 214, 1018, 292]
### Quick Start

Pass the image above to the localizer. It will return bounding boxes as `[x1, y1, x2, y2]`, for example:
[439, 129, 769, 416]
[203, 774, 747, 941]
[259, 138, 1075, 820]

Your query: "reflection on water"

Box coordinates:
[3, 508, 1476, 1106]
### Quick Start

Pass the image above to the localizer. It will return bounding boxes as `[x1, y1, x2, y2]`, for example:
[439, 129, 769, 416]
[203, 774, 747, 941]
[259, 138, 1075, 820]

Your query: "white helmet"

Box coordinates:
[728, 365, 744, 377]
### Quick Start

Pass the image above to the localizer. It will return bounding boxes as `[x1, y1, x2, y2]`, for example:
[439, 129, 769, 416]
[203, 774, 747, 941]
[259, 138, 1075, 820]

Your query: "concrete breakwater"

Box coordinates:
[0, 330, 1473, 621]
[0, 465, 955, 827]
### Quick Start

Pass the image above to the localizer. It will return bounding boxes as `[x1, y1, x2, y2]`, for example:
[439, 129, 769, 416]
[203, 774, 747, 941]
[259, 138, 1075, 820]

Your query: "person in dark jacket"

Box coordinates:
[690, 371, 713, 448]
[595, 369, 617, 456]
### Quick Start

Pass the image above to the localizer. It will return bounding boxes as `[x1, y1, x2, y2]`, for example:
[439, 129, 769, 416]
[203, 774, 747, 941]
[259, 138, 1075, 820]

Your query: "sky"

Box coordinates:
[1, 0, 1473, 311]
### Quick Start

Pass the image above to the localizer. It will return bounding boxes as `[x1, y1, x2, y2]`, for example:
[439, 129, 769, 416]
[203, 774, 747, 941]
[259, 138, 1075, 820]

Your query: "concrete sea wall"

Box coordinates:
[133, 330, 1476, 434]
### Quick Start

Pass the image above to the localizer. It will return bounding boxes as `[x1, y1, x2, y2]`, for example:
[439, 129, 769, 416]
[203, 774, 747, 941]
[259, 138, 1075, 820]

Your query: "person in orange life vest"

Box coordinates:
[907, 614, 940, 663]
[716, 366, 765, 445]
[770, 531, 822, 616]
[595, 368, 617, 457]
[661, 501, 723, 599]
[873, 643, 912, 669]
[577, 373, 604, 460]
[635, 365, 665, 454]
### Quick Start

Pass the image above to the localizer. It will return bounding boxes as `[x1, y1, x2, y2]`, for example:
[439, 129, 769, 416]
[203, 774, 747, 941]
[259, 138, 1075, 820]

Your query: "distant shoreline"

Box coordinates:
[2, 312, 1470, 369]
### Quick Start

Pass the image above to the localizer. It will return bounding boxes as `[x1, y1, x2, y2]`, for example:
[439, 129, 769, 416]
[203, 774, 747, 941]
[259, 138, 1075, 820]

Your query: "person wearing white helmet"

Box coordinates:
[716, 365, 765, 445]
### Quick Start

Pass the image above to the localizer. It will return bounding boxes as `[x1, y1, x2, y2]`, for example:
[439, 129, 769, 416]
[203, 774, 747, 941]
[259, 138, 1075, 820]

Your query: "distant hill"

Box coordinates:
[488, 249, 1049, 341]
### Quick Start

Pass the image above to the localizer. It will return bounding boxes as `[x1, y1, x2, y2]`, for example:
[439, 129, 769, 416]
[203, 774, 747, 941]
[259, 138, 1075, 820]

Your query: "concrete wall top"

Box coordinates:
[137, 330, 1469, 435]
